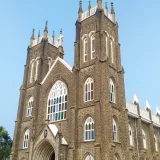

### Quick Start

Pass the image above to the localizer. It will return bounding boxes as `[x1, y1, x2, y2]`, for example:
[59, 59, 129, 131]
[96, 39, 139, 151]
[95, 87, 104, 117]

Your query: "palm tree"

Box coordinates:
[0, 126, 12, 160]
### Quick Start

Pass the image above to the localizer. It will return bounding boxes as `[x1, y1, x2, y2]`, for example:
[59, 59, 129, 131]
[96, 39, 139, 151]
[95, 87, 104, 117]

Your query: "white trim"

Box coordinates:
[81, 34, 88, 41]
[41, 57, 72, 85]
[48, 124, 58, 137]
[89, 31, 95, 38]
[62, 137, 68, 145]
[91, 34, 95, 59]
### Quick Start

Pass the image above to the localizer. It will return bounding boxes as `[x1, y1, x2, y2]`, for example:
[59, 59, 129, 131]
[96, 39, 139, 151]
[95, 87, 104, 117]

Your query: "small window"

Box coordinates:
[91, 35, 95, 59]
[23, 129, 29, 149]
[106, 37, 108, 57]
[26, 97, 33, 117]
[84, 117, 95, 141]
[113, 118, 117, 141]
[84, 38, 88, 62]
[84, 78, 94, 102]
[109, 79, 115, 103]
[129, 124, 133, 145]
[85, 155, 94, 160]
[111, 40, 114, 63]
[154, 134, 158, 151]
[142, 129, 147, 149]
[35, 59, 39, 81]
[30, 60, 34, 83]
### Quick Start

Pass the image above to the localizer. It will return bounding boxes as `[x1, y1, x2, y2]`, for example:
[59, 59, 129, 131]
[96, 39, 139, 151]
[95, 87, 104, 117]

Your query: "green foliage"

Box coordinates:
[0, 126, 12, 160]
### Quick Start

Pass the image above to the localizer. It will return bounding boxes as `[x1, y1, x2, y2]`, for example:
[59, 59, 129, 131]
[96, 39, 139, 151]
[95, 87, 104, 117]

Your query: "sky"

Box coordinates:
[0, 0, 160, 138]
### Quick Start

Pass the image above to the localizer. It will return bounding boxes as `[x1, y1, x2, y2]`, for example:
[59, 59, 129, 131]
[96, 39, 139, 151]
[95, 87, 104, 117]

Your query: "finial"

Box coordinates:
[79, 0, 83, 12]
[105, 2, 108, 10]
[97, 0, 102, 9]
[31, 29, 35, 40]
[156, 106, 160, 116]
[111, 2, 115, 14]
[60, 29, 62, 35]
[38, 30, 40, 38]
[52, 30, 55, 44]
[145, 100, 151, 111]
[133, 93, 139, 105]
[44, 20, 48, 33]
[88, 1, 91, 16]
[58, 29, 63, 47]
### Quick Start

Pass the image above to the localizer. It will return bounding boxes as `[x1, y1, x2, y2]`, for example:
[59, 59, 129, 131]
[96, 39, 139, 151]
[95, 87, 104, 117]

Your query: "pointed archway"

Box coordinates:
[33, 141, 55, 160]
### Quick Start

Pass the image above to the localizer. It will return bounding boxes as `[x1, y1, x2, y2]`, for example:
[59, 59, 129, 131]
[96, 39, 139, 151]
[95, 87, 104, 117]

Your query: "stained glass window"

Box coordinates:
[85, 155, 94, 160]
[23, 129, 29, 149]
[113, 118, 117, 141]
[47, 80, 67, 122]
[91, 35, 95, 59]
[110, 79, 115, 103]
[129, 124, 133, 145]
[26, 97, 33, 117]
[84, 117, 95, 141]
[84, 38, 88, 62]
[85, 78, 94, 102]
[142, 129, 147, 149]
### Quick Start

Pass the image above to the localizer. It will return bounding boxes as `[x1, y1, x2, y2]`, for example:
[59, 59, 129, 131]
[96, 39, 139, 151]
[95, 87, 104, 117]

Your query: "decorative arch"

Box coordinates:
[83, 37, 88, 62]
[26, 96, 33, 117]
[23, 129, 30, 149]
[33, 140, 55, 160]
[91, 34, 95, 59]
[47, 80, 68, 122]
[30, 59, 35, 83]
[84, 77, 94, 102]
[84, 117, 95, 141]
[89, 31, 95, 38]
[35, 57, 40, 81]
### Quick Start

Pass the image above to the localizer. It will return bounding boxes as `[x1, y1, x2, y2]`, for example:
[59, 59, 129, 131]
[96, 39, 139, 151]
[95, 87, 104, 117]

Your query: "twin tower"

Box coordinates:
[11, 1, 160, 160]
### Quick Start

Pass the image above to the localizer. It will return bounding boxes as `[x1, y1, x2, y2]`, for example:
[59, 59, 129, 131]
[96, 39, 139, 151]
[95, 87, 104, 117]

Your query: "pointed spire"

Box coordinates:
[156, 106, 160, 116]
[44, 20, 48, 33]
[145, 100, 151, 110]
[38, 30, 40, 38]
[97, 0, 102, 9]
[88, 1, 91, 16]
[52, 30, 55, 44]
[58, 29, 63, 47]
[79, 0, 83, 12]
[111, 2, 115, 14]
[105, 2, 108, 10]
[31, 29, 35, 40]
[133, 93, 139, 105]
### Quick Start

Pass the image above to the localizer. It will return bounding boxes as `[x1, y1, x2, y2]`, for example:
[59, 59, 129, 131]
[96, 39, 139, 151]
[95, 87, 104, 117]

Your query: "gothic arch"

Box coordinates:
[33, 140, 56, 160]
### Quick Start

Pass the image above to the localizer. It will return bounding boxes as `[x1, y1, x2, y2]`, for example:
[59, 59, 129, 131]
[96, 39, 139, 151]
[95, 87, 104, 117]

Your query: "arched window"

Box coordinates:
[84, 38, 88, 62]
[30, 60, 34, 83]
[47, 80, 67, 122]
[35, 59, 40, 81]
[129, 124, 133, 146]
[110, 40, 114, 63]
[84, 78, 94, 102]
[113, 118, 117, 141]
[23, 129, 29, 149]
[26, 97, 33, 117]
[109, 79, 115, 103]
[84, 117, 95, 141]
[154, 134, 158, 151]
[85, 155, 94, 160]
[91, 35, 95, 59]
[142, 129, 147, 149]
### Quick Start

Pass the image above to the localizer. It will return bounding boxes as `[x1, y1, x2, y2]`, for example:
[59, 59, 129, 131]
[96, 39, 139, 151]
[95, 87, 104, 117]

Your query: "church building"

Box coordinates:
[11, 0, 160, 159]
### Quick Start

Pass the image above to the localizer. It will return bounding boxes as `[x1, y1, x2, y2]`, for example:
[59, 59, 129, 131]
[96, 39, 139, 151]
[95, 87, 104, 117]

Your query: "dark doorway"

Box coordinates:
[50, 152, 55, 160]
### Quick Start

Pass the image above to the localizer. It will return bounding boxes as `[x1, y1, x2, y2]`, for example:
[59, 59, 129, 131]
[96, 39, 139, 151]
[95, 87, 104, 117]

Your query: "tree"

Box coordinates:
[0, 126, 12, 160]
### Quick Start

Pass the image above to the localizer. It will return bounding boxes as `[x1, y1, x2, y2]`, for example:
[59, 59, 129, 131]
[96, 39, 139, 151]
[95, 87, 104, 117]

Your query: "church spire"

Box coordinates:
[31, 29, 35, 40]
[97, 0, 102, 9]
[44, 21, 48, 39]
[105, 2, 108, 10]
[88, 1, 91, 16]
[52, 30, 55, 44]
[78, 0, 83, 21]
[111, 2, 115, 14]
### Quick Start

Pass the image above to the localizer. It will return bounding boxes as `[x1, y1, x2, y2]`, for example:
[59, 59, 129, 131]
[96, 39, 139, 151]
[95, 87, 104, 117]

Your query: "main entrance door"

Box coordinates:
[33, 141, 55, 160]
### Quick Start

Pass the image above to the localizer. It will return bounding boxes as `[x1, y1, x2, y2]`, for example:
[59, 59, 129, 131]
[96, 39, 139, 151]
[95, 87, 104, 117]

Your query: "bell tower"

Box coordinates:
[74, 1, 130, 159]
